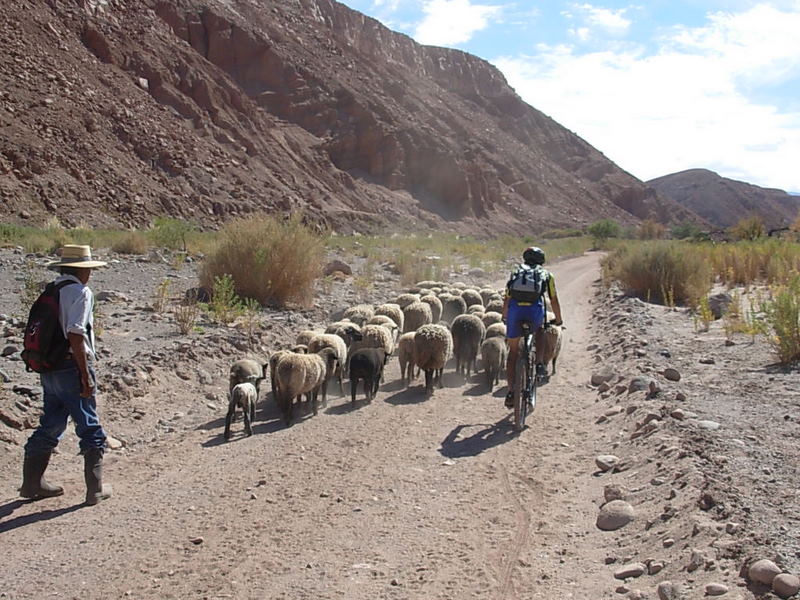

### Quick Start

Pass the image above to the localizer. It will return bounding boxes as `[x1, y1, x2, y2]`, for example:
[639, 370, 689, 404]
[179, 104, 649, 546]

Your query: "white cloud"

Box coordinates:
[494, 4, 800, 191]
[414, 0, 502, 46]
[563, 3, 633, 40]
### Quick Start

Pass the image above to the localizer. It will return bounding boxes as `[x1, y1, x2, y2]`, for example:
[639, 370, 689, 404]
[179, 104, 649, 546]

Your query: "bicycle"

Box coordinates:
[511, 320, 538, 432]
[511, 319, 561, 432]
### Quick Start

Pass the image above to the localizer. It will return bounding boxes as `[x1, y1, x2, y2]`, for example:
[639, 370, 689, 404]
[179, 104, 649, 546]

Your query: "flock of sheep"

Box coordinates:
[224, 280, 561, 438]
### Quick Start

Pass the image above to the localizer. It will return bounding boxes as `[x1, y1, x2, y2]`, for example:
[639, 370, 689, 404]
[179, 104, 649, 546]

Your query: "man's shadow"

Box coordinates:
[439, 419, 516, 459]
[0, 499, 84, 534]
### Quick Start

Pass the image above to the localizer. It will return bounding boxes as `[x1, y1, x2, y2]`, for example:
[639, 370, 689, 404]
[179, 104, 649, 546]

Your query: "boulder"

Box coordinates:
[595, 455, 620, 472]
[323, 259, 352, 276]
[663, 367, 681, 381]
[613, 562, 646, 580]
[772, 573, 800, 599]
[597, 500, 635, 531]
[591, 366, 616, 387]
[708, 293, 733, 319]
[748, 559, 781, 585]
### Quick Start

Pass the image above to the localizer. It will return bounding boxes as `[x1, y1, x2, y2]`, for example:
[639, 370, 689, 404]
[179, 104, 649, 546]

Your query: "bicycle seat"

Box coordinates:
[519, 320, 535, 334]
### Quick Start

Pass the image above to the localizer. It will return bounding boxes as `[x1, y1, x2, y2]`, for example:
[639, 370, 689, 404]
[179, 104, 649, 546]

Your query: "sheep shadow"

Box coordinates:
[383, 386, 427, 405]
[198, 394, 289, 446]
[325, 397, 370, 416]
[439, 419, 516, 459]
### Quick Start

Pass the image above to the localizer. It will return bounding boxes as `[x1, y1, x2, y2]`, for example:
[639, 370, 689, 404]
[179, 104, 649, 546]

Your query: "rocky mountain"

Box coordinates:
[0, 0, 699, 235]
[648, 169, 800, 230]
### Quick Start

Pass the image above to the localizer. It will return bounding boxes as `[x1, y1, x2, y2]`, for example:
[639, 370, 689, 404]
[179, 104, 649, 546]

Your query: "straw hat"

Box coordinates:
[48, 245, 108, 270]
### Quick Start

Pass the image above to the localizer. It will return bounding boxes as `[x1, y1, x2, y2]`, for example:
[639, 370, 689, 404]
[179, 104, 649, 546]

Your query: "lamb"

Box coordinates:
[274, 347, 339, 426]
[419, 295, 442, 323]
[413, 324, 453, 396]
[482, 311, 503, 327]
[229, 359, 266, 395]
[342, 304, 374, 326]
[440, 294, 467, 325]
[485, 322, 507, 339]
[461, 288, 484, 308]
[374, 303, 405, 331]
[397, 332, 418, 386]
[451, 314, 486, 377]
[480, 337, 507, 391]
[307, 333, 348, 395]
[348, 348, 386, 403]
[224, 381, 258, 440]
[402, 301, 433, 333]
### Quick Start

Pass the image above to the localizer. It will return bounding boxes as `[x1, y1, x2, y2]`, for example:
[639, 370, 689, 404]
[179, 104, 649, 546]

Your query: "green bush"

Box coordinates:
[671, 221, 702, 240]
[150, 217, 196, 251]
[200, 214, 325, 308]
[760, 276, 800, 363]
[587, 219, 621, 248]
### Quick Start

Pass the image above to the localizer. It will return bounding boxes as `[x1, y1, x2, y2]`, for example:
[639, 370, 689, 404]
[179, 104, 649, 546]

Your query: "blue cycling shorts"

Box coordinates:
[506, 299, 545, 338]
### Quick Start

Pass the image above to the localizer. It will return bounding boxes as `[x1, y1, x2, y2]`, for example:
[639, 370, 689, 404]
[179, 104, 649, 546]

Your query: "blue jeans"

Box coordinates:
[24, 361, 107, 456]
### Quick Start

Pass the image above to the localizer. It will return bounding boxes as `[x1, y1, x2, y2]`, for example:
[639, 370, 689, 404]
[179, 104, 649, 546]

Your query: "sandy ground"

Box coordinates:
[0, 251, 798, 600]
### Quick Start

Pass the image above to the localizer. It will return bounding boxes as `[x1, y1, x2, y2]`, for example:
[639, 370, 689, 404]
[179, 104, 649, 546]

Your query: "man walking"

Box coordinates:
[20, 244, 111, 505]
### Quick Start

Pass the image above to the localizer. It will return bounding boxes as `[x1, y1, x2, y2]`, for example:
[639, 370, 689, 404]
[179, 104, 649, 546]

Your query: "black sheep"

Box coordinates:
[348, 348, 386, 403]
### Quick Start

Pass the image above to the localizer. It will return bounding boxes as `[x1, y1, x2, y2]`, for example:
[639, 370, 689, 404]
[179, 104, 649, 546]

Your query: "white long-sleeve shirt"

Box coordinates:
[53, 274, 96, 360]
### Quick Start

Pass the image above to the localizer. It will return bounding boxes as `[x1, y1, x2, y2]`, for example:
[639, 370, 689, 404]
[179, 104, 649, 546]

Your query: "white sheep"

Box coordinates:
[485, 322, 507, 339]
[479, 288, 497, 305]
[440, 294, 467, 325]
[451, 313, 486, 377]
[394, 293, 420, 309]
[229, 358, 266, 394]
[307, 333, 348, 395]
[485, 298, 504, 313]
[420, 294, 442, 323]
[374, 303, 405, 332]
[482, 311, 503, 327]
[225, 381, 258, 440]
[413, 324, 453, 396]
[274, 348, 339, 426]
[467, 304, 485, 315]
[480, 337, 507, 391]
[397, 331, 418, 386]
[367, 315, 400, 342]
[296, 329, 323, 346]
[352, 323, 395, 357]
[461, 288, 484, 308]
[402, 300, 433, 333]
[342, 304, 374, 326]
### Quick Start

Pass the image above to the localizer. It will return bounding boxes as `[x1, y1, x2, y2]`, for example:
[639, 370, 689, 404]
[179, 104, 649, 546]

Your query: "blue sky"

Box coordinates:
[338, 1, 800, 193]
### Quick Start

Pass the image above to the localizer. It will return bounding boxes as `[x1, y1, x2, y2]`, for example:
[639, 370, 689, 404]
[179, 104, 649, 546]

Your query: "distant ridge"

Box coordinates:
[648, 169, 800, 229]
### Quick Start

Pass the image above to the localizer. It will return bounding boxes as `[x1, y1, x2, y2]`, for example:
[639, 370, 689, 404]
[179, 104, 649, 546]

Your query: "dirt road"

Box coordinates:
[1, 253, 623, 599]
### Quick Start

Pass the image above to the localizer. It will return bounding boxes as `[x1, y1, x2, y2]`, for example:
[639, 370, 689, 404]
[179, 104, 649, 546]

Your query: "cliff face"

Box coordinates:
[0, 0, 698, 234]
[648, 169, 800, 230]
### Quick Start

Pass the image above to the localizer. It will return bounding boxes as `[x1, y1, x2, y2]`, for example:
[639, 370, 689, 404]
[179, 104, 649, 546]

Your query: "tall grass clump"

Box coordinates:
[111, 231, 150, 255]
[709, 239, 800, 287]
[759, 276, 800, 363]
[200, 214, 324, 308]
[604, 241, 713, 306]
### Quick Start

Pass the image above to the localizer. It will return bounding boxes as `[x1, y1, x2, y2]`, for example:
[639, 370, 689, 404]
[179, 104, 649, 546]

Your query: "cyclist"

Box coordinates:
[502, 246, 563, 408]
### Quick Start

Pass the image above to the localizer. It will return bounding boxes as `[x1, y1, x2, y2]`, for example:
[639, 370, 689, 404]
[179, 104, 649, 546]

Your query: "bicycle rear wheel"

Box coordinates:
[513, 341, 530, 432]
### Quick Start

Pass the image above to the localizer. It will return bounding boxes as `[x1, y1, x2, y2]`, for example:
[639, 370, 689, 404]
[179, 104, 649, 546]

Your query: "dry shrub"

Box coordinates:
[200, 214, 324, 308]
[606, 241, 712, 306]
[637, 219, 665, 240]
[729, 215, 765, 241]
[112, 231, 149, 255]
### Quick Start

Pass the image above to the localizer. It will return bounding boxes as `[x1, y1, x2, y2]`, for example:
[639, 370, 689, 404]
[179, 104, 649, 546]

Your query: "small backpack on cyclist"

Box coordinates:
[21, 280, 76, 373]
[507, 264, 546, 303]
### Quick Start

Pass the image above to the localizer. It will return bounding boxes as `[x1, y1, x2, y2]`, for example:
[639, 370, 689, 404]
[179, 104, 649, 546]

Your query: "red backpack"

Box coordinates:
[21, 280, 77, 373]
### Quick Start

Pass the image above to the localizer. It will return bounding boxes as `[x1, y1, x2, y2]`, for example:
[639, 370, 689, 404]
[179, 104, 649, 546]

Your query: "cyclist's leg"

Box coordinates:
[506, 336, 520, 388]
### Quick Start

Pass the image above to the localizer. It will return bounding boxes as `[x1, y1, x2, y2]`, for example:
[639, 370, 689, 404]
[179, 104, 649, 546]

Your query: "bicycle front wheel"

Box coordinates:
[513, 344, 529, 432]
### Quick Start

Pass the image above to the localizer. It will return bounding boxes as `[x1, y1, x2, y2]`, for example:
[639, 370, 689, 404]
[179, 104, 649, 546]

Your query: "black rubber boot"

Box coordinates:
[83, 447, 111, 505]
[20, 452, 64, 499]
